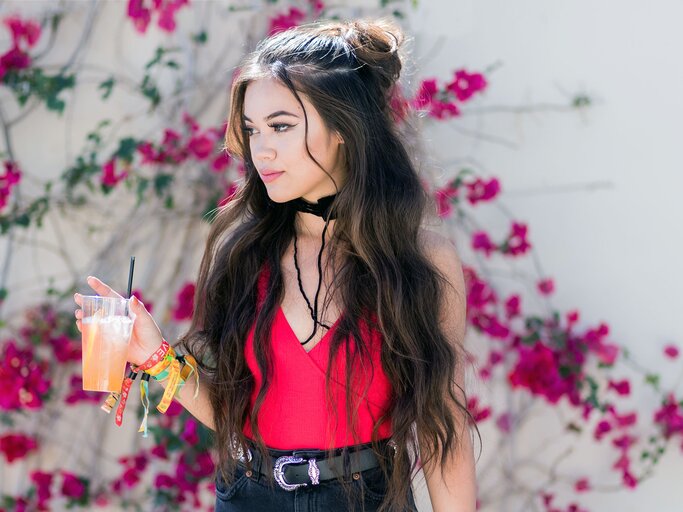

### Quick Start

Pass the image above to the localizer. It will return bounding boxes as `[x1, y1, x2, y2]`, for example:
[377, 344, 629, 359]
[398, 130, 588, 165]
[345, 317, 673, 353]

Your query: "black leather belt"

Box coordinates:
[235, 438, 397, 491]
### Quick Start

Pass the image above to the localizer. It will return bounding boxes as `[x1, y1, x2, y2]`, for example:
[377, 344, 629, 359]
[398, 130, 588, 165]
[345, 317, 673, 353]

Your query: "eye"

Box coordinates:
[242, 123, 294, 137]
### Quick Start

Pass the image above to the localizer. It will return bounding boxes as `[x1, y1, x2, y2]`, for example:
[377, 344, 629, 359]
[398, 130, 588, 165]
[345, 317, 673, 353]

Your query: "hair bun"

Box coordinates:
[341, 18, 404, 92]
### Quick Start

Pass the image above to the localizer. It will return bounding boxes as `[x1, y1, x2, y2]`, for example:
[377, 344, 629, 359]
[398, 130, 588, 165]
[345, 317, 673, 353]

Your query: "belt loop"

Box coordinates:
[341, 447, 352, 481]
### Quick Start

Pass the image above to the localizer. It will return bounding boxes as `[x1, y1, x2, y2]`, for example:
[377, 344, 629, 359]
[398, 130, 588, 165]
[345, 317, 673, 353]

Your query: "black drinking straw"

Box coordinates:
[125, 256, 135, 315]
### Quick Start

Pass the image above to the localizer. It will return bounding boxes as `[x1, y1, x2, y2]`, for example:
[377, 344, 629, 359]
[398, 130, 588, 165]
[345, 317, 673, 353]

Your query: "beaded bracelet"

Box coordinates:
[100, 340, 200, 437]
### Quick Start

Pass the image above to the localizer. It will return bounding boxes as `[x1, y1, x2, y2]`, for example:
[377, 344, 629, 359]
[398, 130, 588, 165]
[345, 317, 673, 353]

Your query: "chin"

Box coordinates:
[264, 188, 300, 204]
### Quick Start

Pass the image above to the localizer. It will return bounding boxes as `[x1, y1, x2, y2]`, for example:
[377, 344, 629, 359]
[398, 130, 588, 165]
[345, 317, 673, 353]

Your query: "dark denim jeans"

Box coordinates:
[214, 443, 418, 512]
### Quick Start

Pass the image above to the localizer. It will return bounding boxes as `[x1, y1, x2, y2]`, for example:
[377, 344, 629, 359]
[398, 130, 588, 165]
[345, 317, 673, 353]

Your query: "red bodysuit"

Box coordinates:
[242, 264, 394, 449]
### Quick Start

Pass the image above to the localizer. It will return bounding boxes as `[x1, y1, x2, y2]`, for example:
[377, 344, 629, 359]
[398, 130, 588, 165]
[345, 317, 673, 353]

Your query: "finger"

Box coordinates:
[75, 309, 82, 319]
[86, 276, 123, 299]
[74, 293, 82, 306]
[76, 319, 82, 332]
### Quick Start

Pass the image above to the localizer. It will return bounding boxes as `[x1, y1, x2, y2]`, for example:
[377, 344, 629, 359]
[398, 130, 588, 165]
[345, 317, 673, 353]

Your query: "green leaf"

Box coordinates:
[98, 76, 115, 100]
[645, 373, 660, 390]
[164, 195, 174, 209]
[0, 288, 7, 301]
[116, 137, 139, 163]
[153, 174, 173, 196]
[136, 177, 150, 204]
[192, 31, 208, 44]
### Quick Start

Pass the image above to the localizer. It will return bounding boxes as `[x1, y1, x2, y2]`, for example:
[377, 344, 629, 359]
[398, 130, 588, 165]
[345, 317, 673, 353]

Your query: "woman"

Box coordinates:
[74, 18, 478, 512]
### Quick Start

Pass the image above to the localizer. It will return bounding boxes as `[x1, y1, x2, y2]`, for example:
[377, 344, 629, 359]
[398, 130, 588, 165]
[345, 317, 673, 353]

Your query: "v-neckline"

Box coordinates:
[277, 305, 343, 355]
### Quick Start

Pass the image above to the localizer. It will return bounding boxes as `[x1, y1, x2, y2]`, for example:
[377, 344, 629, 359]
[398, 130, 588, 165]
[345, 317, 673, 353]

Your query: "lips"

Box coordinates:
[260, 169, 285, 183]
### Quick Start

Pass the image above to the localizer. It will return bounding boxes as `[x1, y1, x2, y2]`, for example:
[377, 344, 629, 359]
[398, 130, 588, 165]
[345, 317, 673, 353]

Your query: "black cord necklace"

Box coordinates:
[290, 193, 337, 346]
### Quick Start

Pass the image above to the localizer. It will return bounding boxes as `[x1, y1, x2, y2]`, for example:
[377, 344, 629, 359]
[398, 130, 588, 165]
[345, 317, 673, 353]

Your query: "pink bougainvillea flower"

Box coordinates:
[566, 310, 580, 328]
[574, 478, 590, 492]
[505, 294, 521, 318]
[495, 412, 512, 433]
[101, 159, 128, 188]
[211, 151, 231, 173]
[466, 396, 491, 423]
[466, 177, 500, 205]
[508, 342, 578, 404]
[4, 16, 41, 48]
[435, 185, 459, 218]
[593, 419, 612, 441]
[503, 222, 531, 256]
[664, 344, 679, 360]
[64, 375, 101, 405]
[622, 470, 638, 489]
[156, 0, 188, 33]
[218, 182, 238, 208]
[594, 342, 619, 366]
[607, 379, 631, 396]
[412, 78, 438, 109]
[269, 7, 306, 35]
[472, 231, 497, 257]
[308, 0, 325, 16]
[155, 472, 175, 488]
[611, 410, 637, 429]
[60, 471, 87, 500]
[429, 100, 460, 119]
[471, 312, 510, 340]
[181, 418, 200, 444]
[188, 133, 215, 160]
[127, 0, 152, 33]
[0, 340, 51, 411]
[446, 69, 488, 102]
[654, 393, 683, 438]
[127, 0, 188, 34]
[48, 334, 81, 363]
[537, 278, 554, 295]
[30, 470, 54, 509]
[0, 45, 31, 71]
[0, 160, 22, 210]
[172, 282, 195, 321]
[0, 432, 38, 462]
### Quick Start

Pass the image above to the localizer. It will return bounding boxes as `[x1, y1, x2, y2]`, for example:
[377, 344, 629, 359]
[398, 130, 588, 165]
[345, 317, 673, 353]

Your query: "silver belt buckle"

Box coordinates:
[273, 456, 320, 491]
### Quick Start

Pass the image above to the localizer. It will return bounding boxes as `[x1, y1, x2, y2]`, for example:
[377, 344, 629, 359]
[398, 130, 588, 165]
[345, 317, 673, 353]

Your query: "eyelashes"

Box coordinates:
[242, 123, 295, 137]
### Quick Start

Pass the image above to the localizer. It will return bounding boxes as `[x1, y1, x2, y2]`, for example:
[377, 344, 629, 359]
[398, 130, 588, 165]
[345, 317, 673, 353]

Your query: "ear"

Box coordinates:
[335, 131, 344, 145]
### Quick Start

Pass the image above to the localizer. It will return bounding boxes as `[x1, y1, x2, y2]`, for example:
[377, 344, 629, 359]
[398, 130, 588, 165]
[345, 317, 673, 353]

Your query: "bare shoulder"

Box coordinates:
[418, 228, 467, 339]
[418, 228, 464, 282]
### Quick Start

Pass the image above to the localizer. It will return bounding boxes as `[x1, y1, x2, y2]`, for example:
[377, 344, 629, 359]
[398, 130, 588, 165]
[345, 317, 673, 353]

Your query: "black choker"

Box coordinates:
[289, 193, 338, 219]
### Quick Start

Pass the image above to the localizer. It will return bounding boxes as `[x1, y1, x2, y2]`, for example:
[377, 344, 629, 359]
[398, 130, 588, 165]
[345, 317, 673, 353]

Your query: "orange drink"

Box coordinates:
[80, 296, 135, 392]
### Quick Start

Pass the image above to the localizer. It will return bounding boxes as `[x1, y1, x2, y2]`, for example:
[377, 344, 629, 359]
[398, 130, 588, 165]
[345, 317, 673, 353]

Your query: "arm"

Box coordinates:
[156, 369, 216, 431]
[420, 230, 477, 512]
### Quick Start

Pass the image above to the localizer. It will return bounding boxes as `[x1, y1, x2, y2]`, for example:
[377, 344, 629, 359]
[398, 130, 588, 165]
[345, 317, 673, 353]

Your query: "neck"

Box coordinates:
[295, 212, 335, 240]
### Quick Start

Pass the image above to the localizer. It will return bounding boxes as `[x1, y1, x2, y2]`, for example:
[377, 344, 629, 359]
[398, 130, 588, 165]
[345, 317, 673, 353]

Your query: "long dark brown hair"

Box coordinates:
[179, 18, 478, 512]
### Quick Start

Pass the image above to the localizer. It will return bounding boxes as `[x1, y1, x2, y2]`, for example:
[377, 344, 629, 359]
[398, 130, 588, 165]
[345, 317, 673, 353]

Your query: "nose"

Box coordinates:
[251, 137, 276, 162]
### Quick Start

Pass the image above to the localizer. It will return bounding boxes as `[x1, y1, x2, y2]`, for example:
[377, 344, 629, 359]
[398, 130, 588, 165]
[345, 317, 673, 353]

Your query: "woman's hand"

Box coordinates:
[73, 276, 164, 366]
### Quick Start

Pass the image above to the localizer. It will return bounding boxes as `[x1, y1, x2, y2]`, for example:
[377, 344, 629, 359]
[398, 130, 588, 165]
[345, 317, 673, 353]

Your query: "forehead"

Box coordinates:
[242, 78, 305, 120]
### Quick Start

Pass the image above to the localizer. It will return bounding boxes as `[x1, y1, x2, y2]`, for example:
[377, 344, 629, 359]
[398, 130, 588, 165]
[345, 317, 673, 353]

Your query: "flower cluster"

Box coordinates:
[0, 160, 21, 211]
[0, 433, 38, 463]
[0, 16, 41, 80]
[412, 69, 488, 119]
[435, 174, 501, 218]
[135, 113, 229, 171]
[0, 340, 51, 411]
[127, 0, 189, 34]
[172, 281, 195, 321]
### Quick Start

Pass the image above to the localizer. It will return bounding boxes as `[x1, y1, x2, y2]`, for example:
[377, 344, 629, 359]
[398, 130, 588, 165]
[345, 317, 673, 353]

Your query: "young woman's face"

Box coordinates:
[242, 77, 345, 203]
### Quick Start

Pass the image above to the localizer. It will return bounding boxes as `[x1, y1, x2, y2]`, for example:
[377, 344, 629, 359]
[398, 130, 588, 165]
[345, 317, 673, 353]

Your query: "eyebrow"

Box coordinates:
[242, 110, 300, 122]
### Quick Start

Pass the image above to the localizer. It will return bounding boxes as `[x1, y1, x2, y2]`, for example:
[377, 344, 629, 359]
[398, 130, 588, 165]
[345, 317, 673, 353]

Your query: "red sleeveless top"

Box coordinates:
[242, 263, 394, 449]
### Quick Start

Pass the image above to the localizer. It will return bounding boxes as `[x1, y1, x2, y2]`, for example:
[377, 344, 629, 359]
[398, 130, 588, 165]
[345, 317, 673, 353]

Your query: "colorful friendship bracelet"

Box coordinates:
[100, 339, 200, 437]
